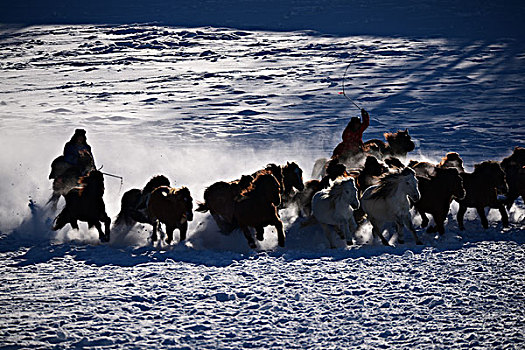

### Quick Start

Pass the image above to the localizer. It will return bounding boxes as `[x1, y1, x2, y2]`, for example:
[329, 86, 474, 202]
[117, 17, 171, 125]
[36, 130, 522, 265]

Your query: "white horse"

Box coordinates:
[311, 177, 360, 248]
[361, 167, 422, 245]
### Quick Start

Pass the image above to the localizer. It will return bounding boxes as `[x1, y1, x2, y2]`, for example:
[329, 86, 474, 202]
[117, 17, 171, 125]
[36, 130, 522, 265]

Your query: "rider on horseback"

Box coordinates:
[63, 129, 95, 176]
[332, 109, 370, 159]
[49, 129, 96, 181]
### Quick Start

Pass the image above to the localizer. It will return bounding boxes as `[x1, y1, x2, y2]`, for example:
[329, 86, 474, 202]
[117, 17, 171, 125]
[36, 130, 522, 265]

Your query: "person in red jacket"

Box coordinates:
[332, 108, 370, 159]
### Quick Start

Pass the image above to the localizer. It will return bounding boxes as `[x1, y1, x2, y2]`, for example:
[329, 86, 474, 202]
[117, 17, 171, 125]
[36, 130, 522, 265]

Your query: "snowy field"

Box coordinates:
[1, 2, 525, 349]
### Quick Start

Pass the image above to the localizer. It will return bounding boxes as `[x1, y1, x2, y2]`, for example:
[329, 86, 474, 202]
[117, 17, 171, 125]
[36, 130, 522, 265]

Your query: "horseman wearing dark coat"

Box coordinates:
[49, 129, 96, 181]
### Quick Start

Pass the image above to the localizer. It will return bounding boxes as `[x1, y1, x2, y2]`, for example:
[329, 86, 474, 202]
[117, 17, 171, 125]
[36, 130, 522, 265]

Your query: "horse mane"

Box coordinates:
[78, 170, 104, 197]
[327, 177, 354, 199]
[143, 175, 170, 194]
[240, 170, 272, 197]
[368, 167, 414, 199]
[501, 146, 525, 168]
[473, 160, 502, 174]
[438, 152, 463, 168]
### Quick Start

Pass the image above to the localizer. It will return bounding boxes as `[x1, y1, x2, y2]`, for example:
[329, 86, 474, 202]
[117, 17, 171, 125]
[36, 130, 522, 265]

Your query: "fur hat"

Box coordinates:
[74, 128, 86, 136]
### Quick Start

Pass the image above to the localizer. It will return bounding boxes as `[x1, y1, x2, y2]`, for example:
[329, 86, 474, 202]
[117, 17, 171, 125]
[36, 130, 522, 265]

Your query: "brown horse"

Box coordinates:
[356, 156, 390, 196]
[500, 146, 525, 209]
[410, 152, 465, 178]
[196, 174, 254, 233]
[148, 186, 193, 244]
[364, 129, 416, 159]
[280, 162, 305, 206]
[114, 175, 171, 226]
[414, 167, 465, 235]
[233, 172, 284, 249]
[457, 161, 509, 230]
[52, 170, 111, 242]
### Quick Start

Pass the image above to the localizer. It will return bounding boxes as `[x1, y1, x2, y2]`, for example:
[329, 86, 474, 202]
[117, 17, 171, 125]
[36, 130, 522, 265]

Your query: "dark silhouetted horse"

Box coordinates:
[148, 186, 193, 244]
[114, 175, 171, 227]
[52, 170, 111, 242]
[281, 161, 305, 205]
[500, 146, 525, 209]
[457, 161, 509, 230]
[233, 172, 284, 249]
[414, 167, 465, 235]
[364, 129, 416, 159]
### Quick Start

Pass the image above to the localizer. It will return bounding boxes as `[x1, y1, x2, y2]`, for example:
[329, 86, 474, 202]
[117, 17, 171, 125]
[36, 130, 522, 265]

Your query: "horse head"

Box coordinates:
[400, 167, 420, 202]
[364, 156, 389, 176]
[341, 177, 360, 210]
[283, 162, 305, 192]
[253, 173, 281, 206]
[474, 161, 508, 194]
[175, 187, 194, 222]
[501, 146, 525, 171]
[325, 158, 347, 180]
[143, 175, 171, 194]
[435, 167, 465, 200]
[385, 129, 415, 155]
[438, 152, 465, 173]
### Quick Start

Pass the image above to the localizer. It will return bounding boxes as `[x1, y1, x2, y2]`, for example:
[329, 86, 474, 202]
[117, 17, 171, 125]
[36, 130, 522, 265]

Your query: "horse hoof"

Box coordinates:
[249, 243, 257, 249]
[346, 240, 353, 246]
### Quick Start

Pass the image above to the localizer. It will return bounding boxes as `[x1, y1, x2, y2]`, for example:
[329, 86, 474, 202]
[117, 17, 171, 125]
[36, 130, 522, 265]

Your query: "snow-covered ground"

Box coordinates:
[1, 2, 525, 348]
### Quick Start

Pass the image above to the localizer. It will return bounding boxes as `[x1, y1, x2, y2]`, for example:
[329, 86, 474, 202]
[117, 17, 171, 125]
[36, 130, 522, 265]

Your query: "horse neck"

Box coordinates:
[82, 180, 104, 198]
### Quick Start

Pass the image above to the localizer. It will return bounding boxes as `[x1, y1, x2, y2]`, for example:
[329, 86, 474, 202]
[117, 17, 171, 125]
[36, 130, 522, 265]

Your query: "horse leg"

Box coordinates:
[476, 206, 489, 229]
[241, 226, 257, 249]
[418, 209, 429, 228]
[495, 203, 509, 228]
[165, 225, 175, 244]
[402, 215, 422, 245]
[101, 213, 111, 242]
[370, 219, 389, 246]
[255, 226, 264, 241]
[320, 224, 336, 249]
[457, 204, 467, 231]
[52, 210, 69, 231]
[179, 221, 188, 242]
[347, 215, 358, 245]
[93, 221, 108, 242]
[151, 220, 159, 242]
[275, 219, 285, 248]
[396, 222, 405, 244]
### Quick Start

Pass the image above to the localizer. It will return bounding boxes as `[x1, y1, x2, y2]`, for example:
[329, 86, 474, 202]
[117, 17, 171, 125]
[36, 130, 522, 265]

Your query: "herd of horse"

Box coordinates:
[48, 129, 525, 248]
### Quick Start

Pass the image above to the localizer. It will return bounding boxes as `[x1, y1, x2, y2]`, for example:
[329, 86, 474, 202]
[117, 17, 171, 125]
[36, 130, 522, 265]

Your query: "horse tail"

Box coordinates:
[196, 201, 209, 213]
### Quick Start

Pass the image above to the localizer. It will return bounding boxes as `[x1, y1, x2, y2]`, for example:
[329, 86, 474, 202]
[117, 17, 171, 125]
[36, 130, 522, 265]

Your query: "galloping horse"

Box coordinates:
[233, 172, 284, 249]
[311, 177, 360, 247]
[52, 170, 111, 242]
[500, 147, 525, 209]
[414, 167, 465, 235]
[280, 162, 305, 206]
[148, 186, 193, 244]
[361, 167, 421, 245]
[114, 175, 171, 227]
[457, 161, 509, 230]
[363, 129, 416, 159]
